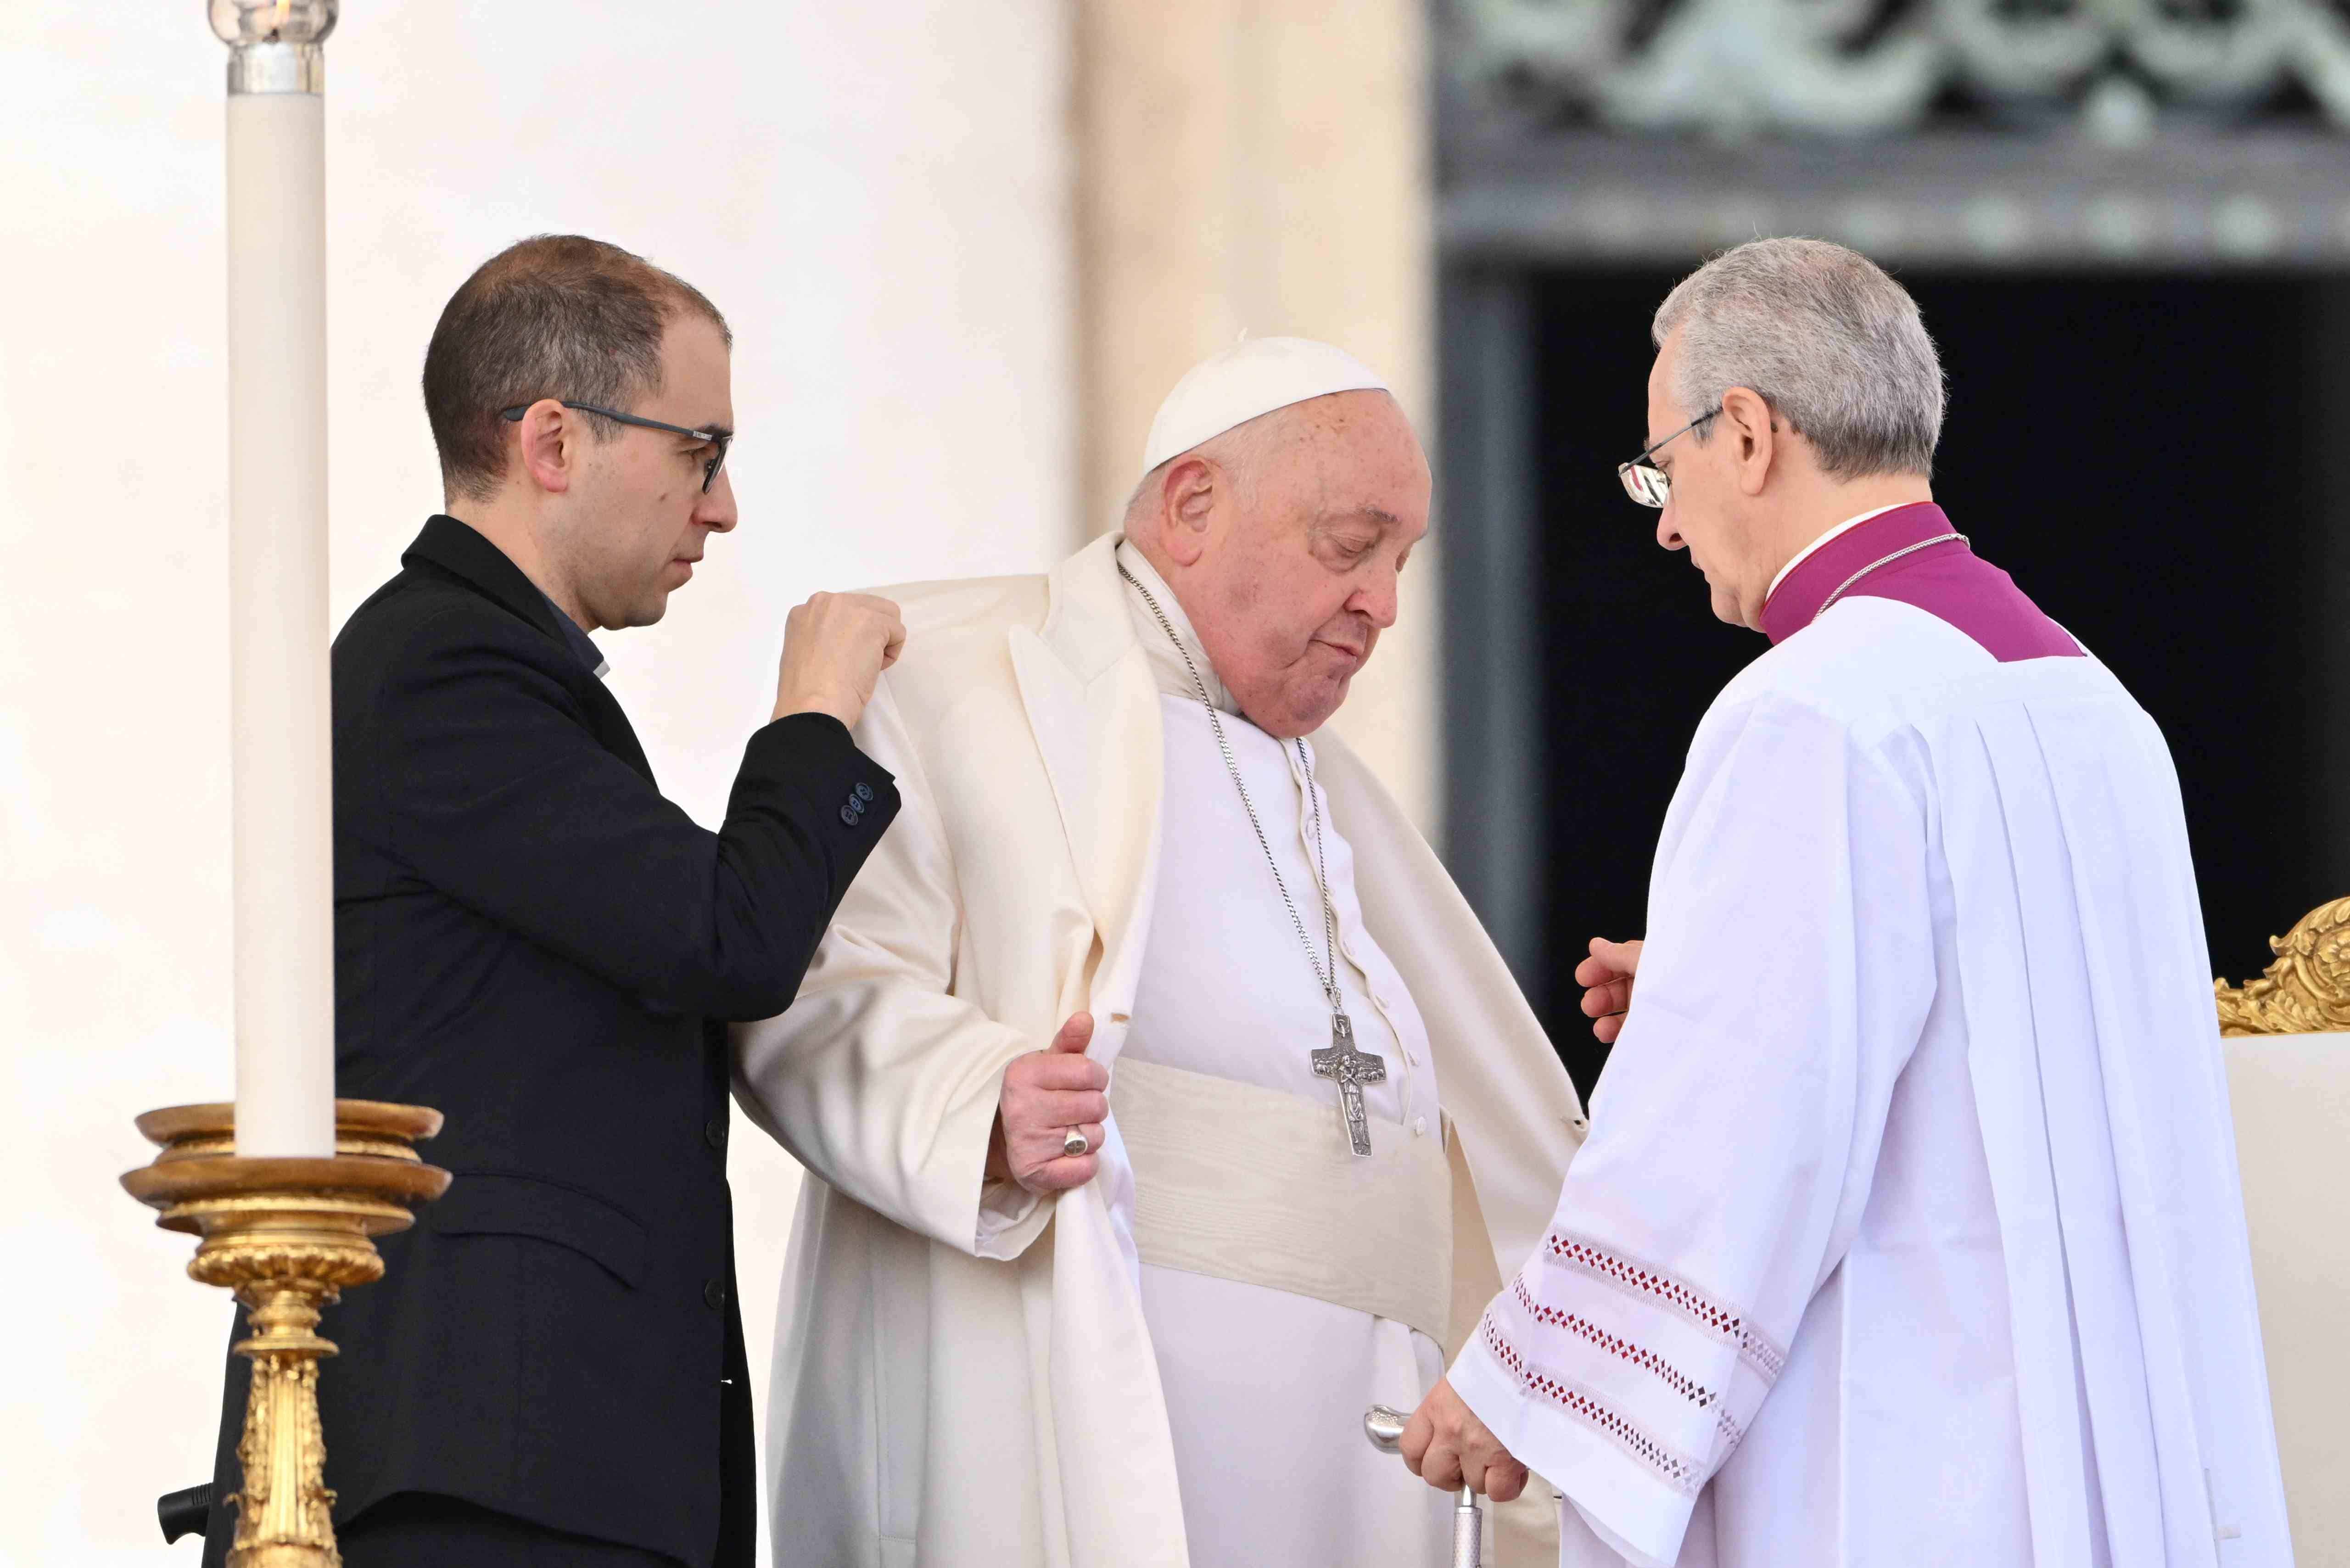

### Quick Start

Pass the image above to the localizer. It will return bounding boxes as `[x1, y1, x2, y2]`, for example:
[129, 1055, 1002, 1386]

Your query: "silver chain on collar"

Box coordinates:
[1119, 562, 1343, 1013]
[1813, 532, 1969, 623]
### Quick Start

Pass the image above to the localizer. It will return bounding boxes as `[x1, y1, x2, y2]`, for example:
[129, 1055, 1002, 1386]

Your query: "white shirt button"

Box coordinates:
[1412, 1116, 1427, 1137]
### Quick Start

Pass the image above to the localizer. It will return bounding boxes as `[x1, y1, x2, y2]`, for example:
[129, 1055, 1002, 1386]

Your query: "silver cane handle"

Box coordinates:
[1364, 1406, 1485, 1568]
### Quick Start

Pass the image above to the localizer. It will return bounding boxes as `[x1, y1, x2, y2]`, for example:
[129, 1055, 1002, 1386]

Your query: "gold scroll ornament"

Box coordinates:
[2215, 896, 2350, 1037]
[122, 1099, 448, 1568]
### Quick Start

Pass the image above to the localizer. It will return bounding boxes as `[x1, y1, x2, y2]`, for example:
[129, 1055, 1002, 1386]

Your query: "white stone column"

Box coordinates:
[1074, 0, 1440, 833]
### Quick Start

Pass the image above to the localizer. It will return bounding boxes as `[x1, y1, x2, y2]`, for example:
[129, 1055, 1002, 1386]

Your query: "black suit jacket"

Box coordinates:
[202, 515, 898, 1568]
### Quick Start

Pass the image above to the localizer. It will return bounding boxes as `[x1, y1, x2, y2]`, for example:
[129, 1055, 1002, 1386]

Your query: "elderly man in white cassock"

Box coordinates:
[1401, 238, 2294, 1567]
[733, 338, 1584, 1568]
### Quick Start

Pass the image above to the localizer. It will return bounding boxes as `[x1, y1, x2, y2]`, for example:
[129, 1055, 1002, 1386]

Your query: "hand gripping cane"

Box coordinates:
[1365, 1404, 1484, 1568]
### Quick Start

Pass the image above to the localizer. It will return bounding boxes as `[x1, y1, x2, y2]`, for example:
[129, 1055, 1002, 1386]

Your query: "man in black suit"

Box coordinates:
[199, 235, 905, 1568]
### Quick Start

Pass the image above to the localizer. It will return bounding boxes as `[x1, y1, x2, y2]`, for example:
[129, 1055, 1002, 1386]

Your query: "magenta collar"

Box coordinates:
[1759, 502, 2082, 662]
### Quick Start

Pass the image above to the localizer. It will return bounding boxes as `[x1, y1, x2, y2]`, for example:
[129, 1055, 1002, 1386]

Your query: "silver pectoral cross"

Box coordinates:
[1310, 1011, 1387, 1157]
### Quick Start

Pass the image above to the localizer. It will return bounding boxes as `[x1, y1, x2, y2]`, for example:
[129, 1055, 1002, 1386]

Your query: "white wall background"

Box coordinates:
[0, 3, 1074, 1562]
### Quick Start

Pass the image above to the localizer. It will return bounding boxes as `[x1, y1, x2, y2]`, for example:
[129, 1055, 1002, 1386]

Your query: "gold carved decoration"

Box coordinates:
[122, 1100, 449, 1568]
[2214, 896, 2350, 1037]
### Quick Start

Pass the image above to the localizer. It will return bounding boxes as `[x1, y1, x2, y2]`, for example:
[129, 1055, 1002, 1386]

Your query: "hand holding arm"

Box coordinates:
[1575, 936, 1644, 1045]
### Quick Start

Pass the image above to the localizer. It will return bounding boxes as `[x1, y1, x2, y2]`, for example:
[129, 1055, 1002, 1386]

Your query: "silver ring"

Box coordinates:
[1062, 1129, 1091, 1158]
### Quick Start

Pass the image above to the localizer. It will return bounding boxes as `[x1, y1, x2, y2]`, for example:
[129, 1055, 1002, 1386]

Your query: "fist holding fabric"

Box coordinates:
[772, 591, 906, 728]
[990, 1012, 1109, 1195]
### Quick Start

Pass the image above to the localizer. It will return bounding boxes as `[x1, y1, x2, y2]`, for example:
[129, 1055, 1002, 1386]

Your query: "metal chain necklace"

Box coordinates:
[1119, 562, 1388, 1156]
[1813, 532, 1968, 623]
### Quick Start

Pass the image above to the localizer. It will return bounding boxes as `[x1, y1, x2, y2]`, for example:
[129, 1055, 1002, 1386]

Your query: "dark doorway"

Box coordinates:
[1459, 266, 2350, 1098]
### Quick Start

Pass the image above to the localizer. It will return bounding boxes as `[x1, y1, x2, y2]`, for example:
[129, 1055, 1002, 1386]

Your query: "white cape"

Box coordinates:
[734, 535, 1583, 1567]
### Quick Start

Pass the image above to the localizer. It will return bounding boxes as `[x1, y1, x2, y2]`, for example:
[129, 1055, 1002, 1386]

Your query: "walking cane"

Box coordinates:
[1365, 1404, 1484, 1568]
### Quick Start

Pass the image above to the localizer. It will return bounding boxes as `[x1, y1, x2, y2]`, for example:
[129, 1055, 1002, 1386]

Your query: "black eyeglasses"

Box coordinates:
[1616, 405, 1721, 508]
[501, 401, 733, 493]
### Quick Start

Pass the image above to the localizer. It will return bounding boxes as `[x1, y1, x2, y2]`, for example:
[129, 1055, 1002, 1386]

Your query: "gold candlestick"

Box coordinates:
[123, 1099, 449, 1567]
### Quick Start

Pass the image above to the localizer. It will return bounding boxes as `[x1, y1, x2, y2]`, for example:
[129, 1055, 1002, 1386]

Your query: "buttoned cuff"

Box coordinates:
[740, 709, 900, 845]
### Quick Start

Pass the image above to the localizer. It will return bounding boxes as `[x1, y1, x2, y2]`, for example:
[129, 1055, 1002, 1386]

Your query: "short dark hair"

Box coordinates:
[422, 235, 732, 500]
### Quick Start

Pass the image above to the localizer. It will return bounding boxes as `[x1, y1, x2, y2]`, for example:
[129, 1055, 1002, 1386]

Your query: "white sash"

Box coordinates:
[1111, 1058, 1454, 1341]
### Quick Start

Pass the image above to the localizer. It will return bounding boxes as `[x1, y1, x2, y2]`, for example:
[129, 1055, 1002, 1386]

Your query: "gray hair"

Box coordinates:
[1652, 238, 1944, 480]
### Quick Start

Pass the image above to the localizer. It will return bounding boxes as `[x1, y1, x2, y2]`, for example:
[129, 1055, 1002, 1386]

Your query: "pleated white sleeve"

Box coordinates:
[1448, 692, 1936, 1567]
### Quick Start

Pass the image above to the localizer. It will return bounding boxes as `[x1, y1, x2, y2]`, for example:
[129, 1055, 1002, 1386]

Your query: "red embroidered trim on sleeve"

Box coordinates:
[1510, 1277, 1720, 1411]
[1478, 1314, 1704, 1495]
[1542, 1231, 1786, 1385]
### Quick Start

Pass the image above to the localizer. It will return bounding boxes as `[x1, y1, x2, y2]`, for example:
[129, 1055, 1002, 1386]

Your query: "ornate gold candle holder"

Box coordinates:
[122, 1099, 449, 1567]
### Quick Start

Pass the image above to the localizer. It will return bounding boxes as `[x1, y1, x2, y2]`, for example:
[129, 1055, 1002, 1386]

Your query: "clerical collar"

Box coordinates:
[1764, 503, 1908, 600]
[535, 587, 610, 680]
[1114, 538, 1236, 713]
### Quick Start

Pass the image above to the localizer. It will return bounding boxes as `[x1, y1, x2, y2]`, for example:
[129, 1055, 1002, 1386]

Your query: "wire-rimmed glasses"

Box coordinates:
[1615, 405, 1720, 508]
[501, 400, 733, 493]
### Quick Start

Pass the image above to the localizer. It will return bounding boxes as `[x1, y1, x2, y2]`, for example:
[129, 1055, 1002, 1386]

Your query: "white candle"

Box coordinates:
[218, 6, 337, 1158]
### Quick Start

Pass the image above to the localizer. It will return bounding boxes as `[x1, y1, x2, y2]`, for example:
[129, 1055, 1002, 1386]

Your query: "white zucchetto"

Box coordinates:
[1138, 336, 1389, 485]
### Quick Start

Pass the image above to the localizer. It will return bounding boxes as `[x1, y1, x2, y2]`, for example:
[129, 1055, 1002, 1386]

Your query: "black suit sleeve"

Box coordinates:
[358, 607, 898, 1020]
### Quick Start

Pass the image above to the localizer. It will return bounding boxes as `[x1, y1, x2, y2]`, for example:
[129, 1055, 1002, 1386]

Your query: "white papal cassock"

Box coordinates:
[1450, 504, 2294, 1567]
[1109, 543, 1450, 1563]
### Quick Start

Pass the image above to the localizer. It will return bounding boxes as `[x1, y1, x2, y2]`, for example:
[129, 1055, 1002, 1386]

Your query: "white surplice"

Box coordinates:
[1448, 597, 2293, 1567]
[1115, 541, 1450, 1564]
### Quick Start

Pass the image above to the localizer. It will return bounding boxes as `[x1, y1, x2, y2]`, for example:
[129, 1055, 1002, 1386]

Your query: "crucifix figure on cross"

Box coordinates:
[1311, 1012, 1387, 1157]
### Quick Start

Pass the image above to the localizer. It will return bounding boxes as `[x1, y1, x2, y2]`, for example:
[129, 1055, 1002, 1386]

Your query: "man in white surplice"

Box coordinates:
[733, 338, 1584, 1568]
[1402, 239, 2295, 1567]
